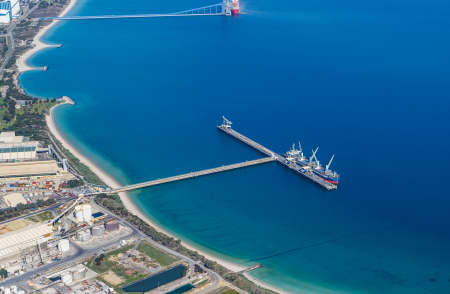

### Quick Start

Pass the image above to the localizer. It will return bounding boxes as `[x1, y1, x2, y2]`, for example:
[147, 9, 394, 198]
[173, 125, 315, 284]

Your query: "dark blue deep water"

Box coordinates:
[20, 0, 450, 293]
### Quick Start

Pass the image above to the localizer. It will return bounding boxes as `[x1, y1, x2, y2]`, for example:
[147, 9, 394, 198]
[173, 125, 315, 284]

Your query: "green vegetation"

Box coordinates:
[137, 241, 178, 267]
[49, 132, 104, 185]
[95, 194, 278, 294]
[222, 289, 240, 294]
[26, 210, 54, 222]
[87, 244, 147, 286]
[0, 268, 7, 279]
[67, 179, 83, 188]
[0, 95, 58, 146]
[0, 199, 56, 222]
[87, 244, 134, 274]
[209, 287, 240, 294]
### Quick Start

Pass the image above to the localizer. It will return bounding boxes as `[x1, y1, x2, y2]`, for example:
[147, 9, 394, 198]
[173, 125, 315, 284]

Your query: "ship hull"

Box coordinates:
[231, 9, 239, 15]
[312, 170, 339, 185]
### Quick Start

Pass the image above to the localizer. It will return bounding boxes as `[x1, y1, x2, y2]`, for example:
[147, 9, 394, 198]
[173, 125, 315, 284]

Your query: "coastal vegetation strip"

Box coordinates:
[2, 0, 279, 293]
[95, 194, 278, 294]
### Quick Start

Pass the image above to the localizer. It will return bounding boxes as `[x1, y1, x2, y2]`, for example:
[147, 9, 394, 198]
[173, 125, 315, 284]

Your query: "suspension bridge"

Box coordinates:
[39, 1, 239, 21]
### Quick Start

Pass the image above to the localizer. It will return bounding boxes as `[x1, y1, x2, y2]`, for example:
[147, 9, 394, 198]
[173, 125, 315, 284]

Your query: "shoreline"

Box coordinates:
[16, 0, 78, 73]
[18, 1, 286, 292]
[46, 101, 288, 294]
[46, 101, 248, 274]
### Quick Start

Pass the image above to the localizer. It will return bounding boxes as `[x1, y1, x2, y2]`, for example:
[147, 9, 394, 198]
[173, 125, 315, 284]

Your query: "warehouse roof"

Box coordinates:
[0, 221, 53, 258]
[0, 160, 60, 178]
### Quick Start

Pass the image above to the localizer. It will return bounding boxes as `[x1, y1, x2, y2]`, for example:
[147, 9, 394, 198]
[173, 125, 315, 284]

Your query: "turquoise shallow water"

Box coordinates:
[20, 0, 450, 293]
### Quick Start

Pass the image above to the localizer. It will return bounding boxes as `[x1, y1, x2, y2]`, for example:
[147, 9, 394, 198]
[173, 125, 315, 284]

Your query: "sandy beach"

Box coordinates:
[46, 100, 288, 294]
[22, 0, 285, 292]
[46, 100, 247, 273]
[16, 0, 78, 73]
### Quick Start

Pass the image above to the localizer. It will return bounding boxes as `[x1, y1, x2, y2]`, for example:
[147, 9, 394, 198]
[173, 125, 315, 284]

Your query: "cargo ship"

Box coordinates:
[285, 143, 340, 185]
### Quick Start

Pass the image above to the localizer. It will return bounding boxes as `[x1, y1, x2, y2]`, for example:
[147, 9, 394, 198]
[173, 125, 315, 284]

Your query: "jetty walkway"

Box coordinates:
[218, 117, 337, 190]
[104, 157, 275, 194]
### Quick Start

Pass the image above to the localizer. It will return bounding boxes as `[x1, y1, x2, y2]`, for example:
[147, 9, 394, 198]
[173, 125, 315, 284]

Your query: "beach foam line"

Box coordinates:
[25, 1, 286, 291]
[16, 0, 78, 73]
[46, 101, 292, 294]
[46, 101, 246, 273]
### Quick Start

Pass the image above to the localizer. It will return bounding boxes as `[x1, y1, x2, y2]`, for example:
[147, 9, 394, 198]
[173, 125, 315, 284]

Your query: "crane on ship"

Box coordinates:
[326, 154, 335, 171]
[309, 147, 319, 167]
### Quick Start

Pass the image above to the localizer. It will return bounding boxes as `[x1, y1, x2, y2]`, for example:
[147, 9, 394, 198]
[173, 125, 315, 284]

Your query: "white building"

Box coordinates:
[73, 204, 92, 223]
[0, 0, 19, 24]
[0, 132, 39, 161]
[0, 222, 54, 259]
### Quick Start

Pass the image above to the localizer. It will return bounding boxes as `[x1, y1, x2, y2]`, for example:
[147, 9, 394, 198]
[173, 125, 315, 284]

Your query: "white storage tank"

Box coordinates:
[91, 225, 105, 236]
[72, 264, 86, 280]
[61, 271, 73, 284]
[82, 204, 92, 222]
[58, 239, 70, 253]
[74, 206, 84, 223]
[77, 229, 91, 242]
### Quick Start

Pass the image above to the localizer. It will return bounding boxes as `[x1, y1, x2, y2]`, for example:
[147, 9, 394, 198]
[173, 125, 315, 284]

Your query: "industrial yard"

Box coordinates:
[0, 131, 230, 294]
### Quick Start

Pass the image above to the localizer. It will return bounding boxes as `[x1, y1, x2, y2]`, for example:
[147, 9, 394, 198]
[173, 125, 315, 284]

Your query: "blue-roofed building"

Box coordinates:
[0, 0, 20, 24]
[0, 1, 12, 24]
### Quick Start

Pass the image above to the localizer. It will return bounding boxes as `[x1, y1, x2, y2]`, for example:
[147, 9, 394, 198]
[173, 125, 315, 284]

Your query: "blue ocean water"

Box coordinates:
[20, 0, 450, 293]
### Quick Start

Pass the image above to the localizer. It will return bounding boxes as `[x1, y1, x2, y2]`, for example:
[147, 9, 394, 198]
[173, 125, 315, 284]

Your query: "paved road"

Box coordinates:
[0, 203, 63, 225]
[91, 202, 222, 293]
[0, 201, 223, 292]
[0, 4, 38, 78]
[0, 222, 140, 287]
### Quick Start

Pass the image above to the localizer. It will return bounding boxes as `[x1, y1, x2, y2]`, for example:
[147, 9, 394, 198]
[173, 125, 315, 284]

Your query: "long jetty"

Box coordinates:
[218, 120, 337, 190]
[105, 157, 275, 194]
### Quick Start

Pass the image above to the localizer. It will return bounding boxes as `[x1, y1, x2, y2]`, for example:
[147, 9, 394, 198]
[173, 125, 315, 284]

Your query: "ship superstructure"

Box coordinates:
[285, 143, 339, 185]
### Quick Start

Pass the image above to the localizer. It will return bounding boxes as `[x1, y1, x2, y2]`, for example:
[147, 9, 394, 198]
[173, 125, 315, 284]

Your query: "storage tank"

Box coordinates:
[72, 264, 86, 280]
[104, 219, 119, 231]
[61, 271, 73, 284]
[74, 206, 84, 223]
[91, 225, 105, 236]
[76, 229, 91, 242]
[58, 239, 70, 253]
[82, 204, 92, 222]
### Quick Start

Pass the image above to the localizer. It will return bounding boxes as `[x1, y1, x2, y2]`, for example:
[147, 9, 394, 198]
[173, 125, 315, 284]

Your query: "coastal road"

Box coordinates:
[0, 221, 140, 288]
[91, 202, 224, 293]
[0, 4, 39, 78]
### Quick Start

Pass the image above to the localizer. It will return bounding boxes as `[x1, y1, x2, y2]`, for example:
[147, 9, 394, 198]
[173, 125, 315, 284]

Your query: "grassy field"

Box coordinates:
[87, 244, 134, 274]
[137, 240, 179, 267]
[26, 211, 54, 222]
[87, 244, 147, 287]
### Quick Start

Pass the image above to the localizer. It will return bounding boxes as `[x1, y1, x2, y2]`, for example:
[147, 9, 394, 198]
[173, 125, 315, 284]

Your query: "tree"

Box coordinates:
[0, 268, 8, 279]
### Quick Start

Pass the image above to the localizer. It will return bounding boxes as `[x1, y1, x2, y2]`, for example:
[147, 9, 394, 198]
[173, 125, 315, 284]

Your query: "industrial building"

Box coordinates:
[0, 219, 53, 259]
[0, 132, 39, 161]
[0, 0, 19, 24]
[0, 160, 59, 178]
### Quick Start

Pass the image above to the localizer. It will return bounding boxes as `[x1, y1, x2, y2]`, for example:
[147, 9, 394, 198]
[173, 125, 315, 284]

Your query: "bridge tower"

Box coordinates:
[223, 0, 239, 16]
[223, 0, 231, 15]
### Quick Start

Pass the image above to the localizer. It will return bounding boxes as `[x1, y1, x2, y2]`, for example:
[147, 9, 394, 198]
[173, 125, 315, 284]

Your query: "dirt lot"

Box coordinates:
[102, 270, 124, 286]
